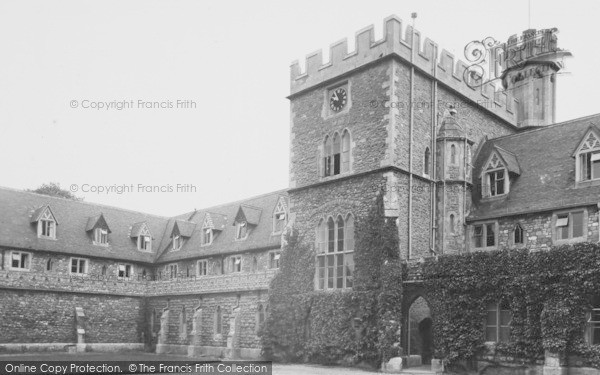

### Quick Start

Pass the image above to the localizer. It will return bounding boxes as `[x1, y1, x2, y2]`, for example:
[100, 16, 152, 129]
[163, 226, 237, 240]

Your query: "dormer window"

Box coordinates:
[94, 228, 108, 245]
[235, 222, 248, 240]
[32, 206, 58, 239]
[131, 222, 152, 251]
[580, 152, 600, 181]
[202, 228, 213, 246]
[575, 129, 600, 182]
[139, 235, 152, 250]
[487, 170, 505, 196]
[86, 214, 111, 246]
[201, 213, 225, 246]
[273, 197, 288, 234]
[172, 235, 182, 251]
[480, 148, 519, 198]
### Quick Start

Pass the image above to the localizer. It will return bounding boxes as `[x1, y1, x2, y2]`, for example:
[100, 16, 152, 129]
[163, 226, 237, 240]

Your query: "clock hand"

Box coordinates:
[333, 92, 338, 101]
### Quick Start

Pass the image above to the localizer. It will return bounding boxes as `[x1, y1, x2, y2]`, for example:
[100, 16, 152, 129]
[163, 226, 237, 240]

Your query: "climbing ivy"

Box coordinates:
[422, 243, 600, 369]
[260, 193, 403, 367]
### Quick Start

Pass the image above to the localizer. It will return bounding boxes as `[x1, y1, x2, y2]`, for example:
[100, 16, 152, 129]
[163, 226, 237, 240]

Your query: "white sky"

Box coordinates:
[0, 0, 597, 216]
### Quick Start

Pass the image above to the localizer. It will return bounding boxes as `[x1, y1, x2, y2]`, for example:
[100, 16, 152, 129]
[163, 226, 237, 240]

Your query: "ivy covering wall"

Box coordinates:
[422, 243, 600, 369]
[260, 194, 403, 366]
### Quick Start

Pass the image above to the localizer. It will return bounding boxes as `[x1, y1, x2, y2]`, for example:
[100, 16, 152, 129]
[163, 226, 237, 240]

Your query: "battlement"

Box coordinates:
[290, 15, 517, 124]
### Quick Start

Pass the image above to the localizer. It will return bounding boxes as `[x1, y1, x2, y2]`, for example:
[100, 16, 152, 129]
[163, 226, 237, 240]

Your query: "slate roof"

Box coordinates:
[0, 187, 169, 263]
[156, 191, 287, 263]
[0, 187, 288, 264]
[469, 113, 600, 221]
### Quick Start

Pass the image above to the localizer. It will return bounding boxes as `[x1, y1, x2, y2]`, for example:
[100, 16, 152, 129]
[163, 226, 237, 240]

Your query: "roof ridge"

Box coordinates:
[486, 113, 600, 143]
[0, 186, 172, 219]
[176, 188, 287, 218]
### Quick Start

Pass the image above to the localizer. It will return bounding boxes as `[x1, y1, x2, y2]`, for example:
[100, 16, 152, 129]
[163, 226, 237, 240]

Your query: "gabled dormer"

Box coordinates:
[85, 213, 111, 246]
[130, 221, 153, 252]
[272, 197, 288, 234]
[480, 147, 520, 198]
[201, 213, 226, 246]
[233, 205, 261, 241]
[30, 205, 58, 239]
[170, 220, 196, 251]
[573, 126, 600, 184]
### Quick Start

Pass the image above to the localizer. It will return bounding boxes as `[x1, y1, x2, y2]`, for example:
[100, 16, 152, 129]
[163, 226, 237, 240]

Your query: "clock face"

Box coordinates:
[329, 87, 347, 112]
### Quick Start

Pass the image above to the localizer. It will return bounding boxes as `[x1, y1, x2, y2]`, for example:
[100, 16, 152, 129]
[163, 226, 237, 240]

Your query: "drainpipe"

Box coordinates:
[408, 18, 415, 260]
[430, 45, 438, 256]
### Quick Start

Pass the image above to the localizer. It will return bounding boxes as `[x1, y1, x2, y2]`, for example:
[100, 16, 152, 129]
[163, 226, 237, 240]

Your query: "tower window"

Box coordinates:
[450, 144, 457, 165]
[316, 214, 354, 290]
[322, 131, 352, 177]
[424, 147, 431, 176]
[214, 306, 222, 335]
[333, 133, 341, 175]
[449, 214, 455, 234]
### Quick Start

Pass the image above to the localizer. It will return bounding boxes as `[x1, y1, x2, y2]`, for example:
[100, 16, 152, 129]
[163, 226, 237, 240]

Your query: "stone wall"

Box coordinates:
[0, 289, 144, 344]
[147, 291, 267, 351]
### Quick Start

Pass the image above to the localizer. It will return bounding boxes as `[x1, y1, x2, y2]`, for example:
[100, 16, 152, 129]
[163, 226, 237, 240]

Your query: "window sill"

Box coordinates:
[575, 179, 600, 188]
[481, 194, 508, 202]
[38, 235, 57, 240]
[320, 171, 352, 183]
[93, 242, 110, 247]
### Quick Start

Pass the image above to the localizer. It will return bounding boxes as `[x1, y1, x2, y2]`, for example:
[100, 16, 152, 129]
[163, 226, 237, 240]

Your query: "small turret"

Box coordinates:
[501, 28, 571, 127]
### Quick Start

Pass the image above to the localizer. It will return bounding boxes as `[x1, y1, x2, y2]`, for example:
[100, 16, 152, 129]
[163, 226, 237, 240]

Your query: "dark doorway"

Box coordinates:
[418, 317, 433, 365]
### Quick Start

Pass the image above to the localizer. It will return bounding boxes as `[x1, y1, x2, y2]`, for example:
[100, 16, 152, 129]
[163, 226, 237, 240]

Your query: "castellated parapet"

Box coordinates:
[290, 15, 517, 125]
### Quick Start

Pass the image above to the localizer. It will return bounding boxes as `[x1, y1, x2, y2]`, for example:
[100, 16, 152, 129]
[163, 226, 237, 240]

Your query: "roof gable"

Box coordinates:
[234, 205, 262, 226]
[202, 212, 227, 231]
[85, 213, 111, 233]
[30, 205, 58, 225]
[173, 220, 196, 238]
[572, 125, 600, 156]
[130, 221, 151, 238]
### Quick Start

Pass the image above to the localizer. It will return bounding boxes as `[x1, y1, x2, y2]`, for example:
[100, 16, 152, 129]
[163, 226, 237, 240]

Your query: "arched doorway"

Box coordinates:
[408, 296, 433, 365]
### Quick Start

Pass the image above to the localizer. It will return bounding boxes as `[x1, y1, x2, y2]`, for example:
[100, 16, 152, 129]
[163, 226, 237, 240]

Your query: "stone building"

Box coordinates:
[0, 13, 598, 374]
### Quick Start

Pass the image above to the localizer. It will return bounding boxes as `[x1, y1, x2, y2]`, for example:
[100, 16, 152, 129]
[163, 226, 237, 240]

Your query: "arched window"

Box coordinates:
[449, 214, 455, 234]
[514, 224, 524, 245]
[315, 219, 326, 254]
[337, 215, 344, 251]
[586, 296, 600, 345]
[486, 301, 511, 342]
[341, 130, 351, 173]
[215, 306, 222, 335]
[323, 136, 332, 177]
[327, 218, 335, 253]
[252, 256, 258, 272]
[101, 265, 107, 276]
[46, 259, 53, 272]
[424, 147, 431, 176]
[333, 133, 341, 175]
[450, 144, 457, 164]
[316, 214, 355, 291]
